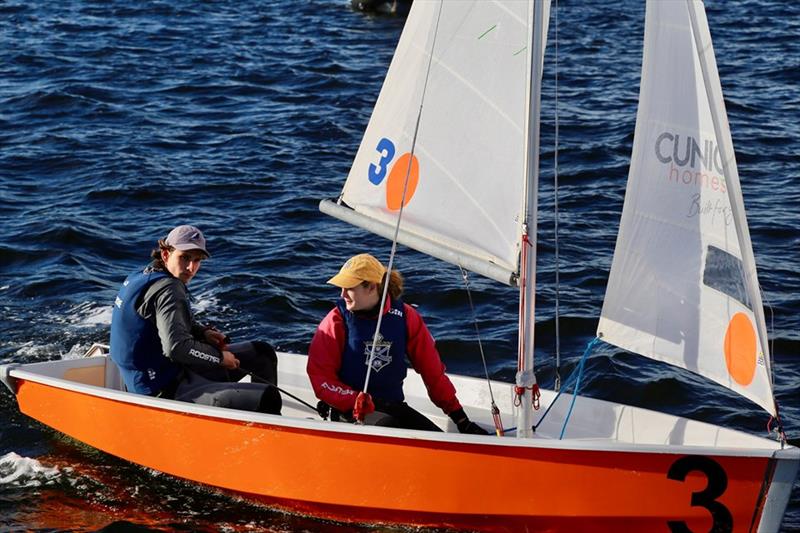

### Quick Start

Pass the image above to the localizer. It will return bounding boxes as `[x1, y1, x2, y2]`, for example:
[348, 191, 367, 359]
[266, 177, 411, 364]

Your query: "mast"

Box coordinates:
[516, 0, 547, 439]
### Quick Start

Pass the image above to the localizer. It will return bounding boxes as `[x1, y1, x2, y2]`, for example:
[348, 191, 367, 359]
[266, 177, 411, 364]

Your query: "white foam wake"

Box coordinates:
[64, 302, 113, 328]
[0, 452, 62, 487]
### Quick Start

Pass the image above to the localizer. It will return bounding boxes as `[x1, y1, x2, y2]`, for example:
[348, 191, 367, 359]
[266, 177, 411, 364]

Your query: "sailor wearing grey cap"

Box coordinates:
[109, 225, 282, 415]
[158, 225, 209, 285]
[165, 224, 210, 256]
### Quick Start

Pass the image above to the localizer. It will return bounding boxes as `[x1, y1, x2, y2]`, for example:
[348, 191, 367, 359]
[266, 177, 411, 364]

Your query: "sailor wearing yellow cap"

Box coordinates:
[308, 253, 487, 434]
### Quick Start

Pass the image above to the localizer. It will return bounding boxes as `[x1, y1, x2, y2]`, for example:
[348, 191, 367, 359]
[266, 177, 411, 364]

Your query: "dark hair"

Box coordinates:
[377, 269, 404, 300]
[150, 239, 174, 270]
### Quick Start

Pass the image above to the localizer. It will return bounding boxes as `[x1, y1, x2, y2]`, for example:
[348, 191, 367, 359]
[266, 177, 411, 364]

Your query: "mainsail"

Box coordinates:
[321, 1, 549, 287]
[598, 0, 775, 415]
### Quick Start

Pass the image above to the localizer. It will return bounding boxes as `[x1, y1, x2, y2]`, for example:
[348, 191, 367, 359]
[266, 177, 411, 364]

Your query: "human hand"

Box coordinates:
[353, 392, 375, 423]
[449, 408, 489, 435]
[457, 419, 489, 435]
[221, 350, 240, 369]
[204, 327, 227, 349]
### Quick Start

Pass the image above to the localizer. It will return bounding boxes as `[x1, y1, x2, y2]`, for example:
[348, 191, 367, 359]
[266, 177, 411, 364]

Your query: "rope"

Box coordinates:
[516, 233, 531, 371]
[362, 1, 445, 398]
[528, 337, 600, 436]
[459, 266, 504, 436]
[514, 232, 540, 414]
[558, 337, 600, 439]
[243, 371, 322, 417]
[532, 361, 580, 432]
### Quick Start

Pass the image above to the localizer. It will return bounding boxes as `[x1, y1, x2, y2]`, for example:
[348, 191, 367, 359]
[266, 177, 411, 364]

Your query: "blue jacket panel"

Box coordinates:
[337, 298, 407, 403]
[110, 269, 181, 395]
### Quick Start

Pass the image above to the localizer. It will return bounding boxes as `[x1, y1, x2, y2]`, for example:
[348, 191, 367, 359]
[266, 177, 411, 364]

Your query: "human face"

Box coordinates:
[341, 282, 379, 312]
[162, 248, 205, 284]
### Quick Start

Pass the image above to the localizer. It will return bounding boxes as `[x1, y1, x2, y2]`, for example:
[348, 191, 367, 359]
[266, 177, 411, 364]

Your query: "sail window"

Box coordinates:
[703, 245, 752, 310]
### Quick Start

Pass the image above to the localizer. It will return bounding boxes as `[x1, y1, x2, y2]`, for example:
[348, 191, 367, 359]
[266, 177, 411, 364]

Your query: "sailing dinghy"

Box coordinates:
[2, 1, 798, 531]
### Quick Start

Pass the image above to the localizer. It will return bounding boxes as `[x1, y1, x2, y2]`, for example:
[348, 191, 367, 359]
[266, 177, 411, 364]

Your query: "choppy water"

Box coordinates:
[1, 0, 798, 531]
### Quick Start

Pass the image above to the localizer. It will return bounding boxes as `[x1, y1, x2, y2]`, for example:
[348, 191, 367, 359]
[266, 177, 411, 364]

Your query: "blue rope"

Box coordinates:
[512, 363, 583, 435]
[515, 337, 602, 437]
[530, 337, 599, 433]
[558, 337, 600, 439]
[531, 361, 580, 432]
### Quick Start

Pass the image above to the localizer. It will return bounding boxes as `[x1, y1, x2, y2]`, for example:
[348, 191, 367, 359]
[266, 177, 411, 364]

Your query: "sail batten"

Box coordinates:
[598, 0, 775, 415]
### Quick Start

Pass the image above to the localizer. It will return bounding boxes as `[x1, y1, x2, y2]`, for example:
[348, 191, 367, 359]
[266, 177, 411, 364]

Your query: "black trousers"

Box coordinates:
[332, 399, 443, 432]
[182, 340, 281, 414]
[192, 340, 278, 385]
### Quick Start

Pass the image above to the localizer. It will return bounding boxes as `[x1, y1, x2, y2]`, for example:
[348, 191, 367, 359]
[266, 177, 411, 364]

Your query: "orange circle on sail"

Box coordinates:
[723, 312, 757, 386]
[386, 153, 419, 211]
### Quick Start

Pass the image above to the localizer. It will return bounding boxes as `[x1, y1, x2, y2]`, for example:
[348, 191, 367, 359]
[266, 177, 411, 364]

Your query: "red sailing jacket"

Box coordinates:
[307, 297, 462, 415]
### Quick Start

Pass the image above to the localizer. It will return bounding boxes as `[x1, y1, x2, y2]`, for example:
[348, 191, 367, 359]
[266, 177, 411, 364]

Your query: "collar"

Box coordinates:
[353, 296, 393, 319]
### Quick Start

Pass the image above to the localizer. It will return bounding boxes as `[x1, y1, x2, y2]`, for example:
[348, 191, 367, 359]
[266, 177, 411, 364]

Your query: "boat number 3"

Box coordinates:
[667, 455, 733, 533]
[368, 137, 395, 185]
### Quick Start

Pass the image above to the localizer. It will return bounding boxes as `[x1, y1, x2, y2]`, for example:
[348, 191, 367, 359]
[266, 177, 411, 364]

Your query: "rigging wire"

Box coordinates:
[553, 0, 562, 392]
[459, 266, 504, 436]
[361, 1, 445, 400]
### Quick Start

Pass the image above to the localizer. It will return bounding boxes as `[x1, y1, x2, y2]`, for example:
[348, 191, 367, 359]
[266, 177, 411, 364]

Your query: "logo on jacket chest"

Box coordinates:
[363, 332, 393, 372]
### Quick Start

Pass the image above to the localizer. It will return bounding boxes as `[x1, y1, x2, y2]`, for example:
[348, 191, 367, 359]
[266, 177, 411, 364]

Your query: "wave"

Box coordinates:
[0, 452, 62, 488]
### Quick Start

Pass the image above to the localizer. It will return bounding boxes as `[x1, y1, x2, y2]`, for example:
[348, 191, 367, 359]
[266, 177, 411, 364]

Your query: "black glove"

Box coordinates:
[316, 401, 330, 420]
[449, 408, 489, 435]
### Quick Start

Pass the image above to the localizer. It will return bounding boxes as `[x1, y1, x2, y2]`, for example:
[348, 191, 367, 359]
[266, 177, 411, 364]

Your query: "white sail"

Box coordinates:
[323, 1, 549, 286]
[598, 0, 775, 415]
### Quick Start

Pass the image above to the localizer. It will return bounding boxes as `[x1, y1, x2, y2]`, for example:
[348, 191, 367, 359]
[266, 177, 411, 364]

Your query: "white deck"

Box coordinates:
[1, 351, 790, 455]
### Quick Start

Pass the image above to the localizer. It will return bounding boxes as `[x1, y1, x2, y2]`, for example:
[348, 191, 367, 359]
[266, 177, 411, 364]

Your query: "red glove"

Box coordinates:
[353, 392, 375, 423]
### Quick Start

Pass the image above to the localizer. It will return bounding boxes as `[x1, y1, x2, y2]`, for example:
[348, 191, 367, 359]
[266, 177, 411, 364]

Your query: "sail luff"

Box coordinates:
[684, 0, 774, 400]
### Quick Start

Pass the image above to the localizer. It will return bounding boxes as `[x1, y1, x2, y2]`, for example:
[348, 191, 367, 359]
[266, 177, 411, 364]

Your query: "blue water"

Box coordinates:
[1, 0, 798, 530]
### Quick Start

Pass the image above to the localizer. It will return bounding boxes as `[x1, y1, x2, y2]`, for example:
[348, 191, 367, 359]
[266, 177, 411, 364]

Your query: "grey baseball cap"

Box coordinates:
[165, 225, 210, 258]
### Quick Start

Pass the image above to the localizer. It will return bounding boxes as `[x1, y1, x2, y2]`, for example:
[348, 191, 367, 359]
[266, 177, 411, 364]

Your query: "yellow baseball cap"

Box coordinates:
[327, 254, 386, 288]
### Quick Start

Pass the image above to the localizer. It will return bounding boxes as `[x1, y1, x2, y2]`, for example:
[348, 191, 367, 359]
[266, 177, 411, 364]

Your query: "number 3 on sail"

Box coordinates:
[367, 136, 420, 210]
[368, 137, 395, 184]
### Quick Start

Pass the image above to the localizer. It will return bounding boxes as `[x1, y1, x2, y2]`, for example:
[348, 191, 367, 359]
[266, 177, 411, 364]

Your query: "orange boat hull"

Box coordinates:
[14, 377, 780, 532]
